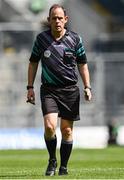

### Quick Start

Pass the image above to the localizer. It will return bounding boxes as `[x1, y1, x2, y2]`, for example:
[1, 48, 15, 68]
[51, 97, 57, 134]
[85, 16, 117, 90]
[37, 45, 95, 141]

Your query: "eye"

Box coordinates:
[52, 17, 63, 21]
[53, 17, 57, 20]
[58, 17, 63, 20]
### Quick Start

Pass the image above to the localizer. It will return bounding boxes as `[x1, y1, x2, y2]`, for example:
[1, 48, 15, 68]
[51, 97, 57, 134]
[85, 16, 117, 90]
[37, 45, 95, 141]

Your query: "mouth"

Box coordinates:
[56, 25, 61, 29]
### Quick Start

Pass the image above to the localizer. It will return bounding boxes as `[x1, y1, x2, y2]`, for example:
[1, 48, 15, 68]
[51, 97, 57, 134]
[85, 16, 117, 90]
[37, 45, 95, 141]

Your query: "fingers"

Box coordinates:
[27, 89, 35, 105]
[84, 88, 92, 101]
[26, 96, 35, 105]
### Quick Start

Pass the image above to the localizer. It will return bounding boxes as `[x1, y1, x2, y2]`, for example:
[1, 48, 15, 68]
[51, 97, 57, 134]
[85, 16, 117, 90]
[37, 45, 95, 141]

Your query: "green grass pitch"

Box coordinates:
[0, 146, 124, 179]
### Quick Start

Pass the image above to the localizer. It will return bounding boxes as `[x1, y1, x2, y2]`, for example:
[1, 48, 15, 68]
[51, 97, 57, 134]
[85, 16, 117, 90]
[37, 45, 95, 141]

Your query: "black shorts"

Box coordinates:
[40, 85, 80, 121]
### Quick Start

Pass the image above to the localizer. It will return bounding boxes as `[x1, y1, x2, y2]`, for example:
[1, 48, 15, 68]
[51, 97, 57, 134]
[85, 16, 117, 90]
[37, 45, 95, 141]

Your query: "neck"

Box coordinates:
[51, 29, 66, 40]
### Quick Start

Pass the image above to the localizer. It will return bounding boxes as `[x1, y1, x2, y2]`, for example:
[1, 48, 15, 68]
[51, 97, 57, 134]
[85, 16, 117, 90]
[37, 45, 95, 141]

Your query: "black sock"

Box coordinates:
[44, 135, 57, 160]
[60, 139, 73, 168]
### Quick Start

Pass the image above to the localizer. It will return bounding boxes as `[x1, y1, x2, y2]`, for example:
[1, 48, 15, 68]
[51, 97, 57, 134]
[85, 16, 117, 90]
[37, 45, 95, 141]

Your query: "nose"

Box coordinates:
[56, 18, 59, 22]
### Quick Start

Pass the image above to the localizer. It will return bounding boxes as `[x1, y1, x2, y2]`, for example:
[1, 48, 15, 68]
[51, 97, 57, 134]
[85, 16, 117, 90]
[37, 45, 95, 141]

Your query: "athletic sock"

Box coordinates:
[60, 139, 73, 168]
[44, 135, 57, 160]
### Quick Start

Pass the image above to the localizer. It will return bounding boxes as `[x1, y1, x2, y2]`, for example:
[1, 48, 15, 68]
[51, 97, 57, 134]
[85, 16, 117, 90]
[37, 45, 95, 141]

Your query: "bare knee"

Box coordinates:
[44, 114, 57, 139]
[45, 124, 55, 136]
[61, 127, 73, 141]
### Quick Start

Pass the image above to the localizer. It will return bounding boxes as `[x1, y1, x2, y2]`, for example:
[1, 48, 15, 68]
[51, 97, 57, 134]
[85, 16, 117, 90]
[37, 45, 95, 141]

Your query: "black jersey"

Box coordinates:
[29, 29, 87, 87]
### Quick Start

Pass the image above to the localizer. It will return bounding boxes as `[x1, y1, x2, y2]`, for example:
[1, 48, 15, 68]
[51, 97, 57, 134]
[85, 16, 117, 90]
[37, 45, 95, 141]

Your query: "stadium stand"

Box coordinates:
[0, 0, 124, 148]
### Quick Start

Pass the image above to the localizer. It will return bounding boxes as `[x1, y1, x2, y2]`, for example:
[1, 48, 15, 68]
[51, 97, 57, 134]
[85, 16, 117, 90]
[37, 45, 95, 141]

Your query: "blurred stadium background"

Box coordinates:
[0, 0, 124, 149]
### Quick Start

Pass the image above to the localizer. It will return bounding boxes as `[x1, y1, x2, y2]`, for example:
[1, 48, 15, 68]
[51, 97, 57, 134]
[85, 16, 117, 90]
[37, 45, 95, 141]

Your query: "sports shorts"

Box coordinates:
[40, 85, 80, 121]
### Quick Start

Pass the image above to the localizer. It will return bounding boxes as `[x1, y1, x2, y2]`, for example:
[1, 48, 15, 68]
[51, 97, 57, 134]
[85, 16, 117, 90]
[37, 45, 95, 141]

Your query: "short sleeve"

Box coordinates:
[76, 36, 87, 64]
[29, 35, 41, 62]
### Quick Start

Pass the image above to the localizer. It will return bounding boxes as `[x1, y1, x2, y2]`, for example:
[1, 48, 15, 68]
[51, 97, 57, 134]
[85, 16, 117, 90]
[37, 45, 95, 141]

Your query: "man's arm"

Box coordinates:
[27, 62, 39, 104]
[78, 63, 92, 101]
[28, 62, 39, 86]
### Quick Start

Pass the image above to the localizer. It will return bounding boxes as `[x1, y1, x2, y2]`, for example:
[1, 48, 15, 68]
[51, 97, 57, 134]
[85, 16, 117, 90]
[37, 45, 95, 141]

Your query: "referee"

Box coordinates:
[27, 4, 92, 176]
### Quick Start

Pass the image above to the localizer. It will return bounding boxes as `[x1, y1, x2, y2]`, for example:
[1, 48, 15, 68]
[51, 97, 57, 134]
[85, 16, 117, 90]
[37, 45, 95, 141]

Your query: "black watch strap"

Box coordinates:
[27, 85, 34, 90]
[84, 86, 91, 90]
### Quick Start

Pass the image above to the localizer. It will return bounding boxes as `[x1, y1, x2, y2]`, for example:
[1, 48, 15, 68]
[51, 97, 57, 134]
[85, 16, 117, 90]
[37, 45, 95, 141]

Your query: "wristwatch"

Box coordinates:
[84, 86, 91, 90]
[27, 85, 34, 90]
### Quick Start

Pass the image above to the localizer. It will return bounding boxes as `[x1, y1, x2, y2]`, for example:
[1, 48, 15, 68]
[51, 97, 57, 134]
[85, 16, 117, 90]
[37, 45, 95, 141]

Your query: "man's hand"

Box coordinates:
[26, 89, 35, 105]
[84, 87, 92, 101]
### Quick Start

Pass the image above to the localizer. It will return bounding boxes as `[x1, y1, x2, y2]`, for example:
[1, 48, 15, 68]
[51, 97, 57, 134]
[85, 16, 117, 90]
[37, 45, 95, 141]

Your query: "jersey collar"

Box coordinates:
[48, 28, 69, 42]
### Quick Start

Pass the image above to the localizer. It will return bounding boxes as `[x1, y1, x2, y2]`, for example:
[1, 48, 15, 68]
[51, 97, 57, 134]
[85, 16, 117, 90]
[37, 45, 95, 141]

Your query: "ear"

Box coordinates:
[65, 16, 68, 23]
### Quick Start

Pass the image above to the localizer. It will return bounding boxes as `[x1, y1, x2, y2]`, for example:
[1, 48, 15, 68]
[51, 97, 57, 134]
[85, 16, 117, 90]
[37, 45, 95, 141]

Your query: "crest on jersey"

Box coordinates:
[44, 50, 51, 58]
